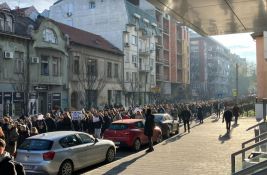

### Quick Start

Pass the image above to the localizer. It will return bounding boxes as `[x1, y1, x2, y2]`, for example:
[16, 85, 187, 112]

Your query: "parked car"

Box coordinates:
[15, 131, 116, 175]
[103, 119, 162, 151]
[153, 113, 179, 138]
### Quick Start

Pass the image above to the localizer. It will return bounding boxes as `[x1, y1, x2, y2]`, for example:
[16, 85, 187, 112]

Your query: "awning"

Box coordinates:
[148, 0, 267, 35]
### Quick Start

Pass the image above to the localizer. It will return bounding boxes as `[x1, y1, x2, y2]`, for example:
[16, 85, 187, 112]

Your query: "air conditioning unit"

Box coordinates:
[31, 57, 39, 63]
[4, 51, 14, 59]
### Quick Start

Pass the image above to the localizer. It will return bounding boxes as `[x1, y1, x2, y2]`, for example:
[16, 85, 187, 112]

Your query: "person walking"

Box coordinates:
[232, 104, 240, 125]
[0, 138, 17, 175]
[144, 108, 155, 153]
[223, 107, 233, 133]
[0, 138, 26, 175]
[181, 106, 191, 133]
[197, 105, 204, 124]
[92, 112, 103, 139]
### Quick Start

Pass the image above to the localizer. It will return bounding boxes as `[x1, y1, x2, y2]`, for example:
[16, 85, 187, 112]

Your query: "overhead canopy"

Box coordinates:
[148, 0, 267, 36]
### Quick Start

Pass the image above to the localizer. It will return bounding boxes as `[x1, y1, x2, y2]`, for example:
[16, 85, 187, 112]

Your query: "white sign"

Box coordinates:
[71, 111, 84, 120]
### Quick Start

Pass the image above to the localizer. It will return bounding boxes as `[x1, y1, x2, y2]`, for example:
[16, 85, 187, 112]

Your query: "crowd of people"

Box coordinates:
[0, 97, 254, 157]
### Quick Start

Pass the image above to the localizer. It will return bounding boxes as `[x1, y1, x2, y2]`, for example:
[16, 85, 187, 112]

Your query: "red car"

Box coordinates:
[103, 119, 162, 151]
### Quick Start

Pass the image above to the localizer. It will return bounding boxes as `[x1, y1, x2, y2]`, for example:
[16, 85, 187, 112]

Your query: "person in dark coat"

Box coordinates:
[144, 108, 155, 152]
[17, 125, 30, 147]
[181, 106, 191, 133]
[0, 138, 17, 175]
[44, 113, 57, 132]
[223, 107, 233, 133]
[197, 105, 204, 124]
[61, 112, 74, 131]
[232, 105, 240, 125]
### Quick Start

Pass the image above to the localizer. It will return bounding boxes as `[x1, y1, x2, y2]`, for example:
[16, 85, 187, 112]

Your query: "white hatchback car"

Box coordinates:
[15, 131, 116, 175]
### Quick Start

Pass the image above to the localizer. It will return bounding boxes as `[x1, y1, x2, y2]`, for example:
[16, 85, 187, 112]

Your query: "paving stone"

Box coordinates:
[84, 117, 257, 175]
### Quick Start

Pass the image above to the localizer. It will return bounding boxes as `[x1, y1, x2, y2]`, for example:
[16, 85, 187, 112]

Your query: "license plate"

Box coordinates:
[114, 142, 120, 145]
[24, 165, 34, 170]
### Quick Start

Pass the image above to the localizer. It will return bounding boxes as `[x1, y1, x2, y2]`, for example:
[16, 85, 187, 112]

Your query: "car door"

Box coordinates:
[59, 135, 85, 169]
[136, 121, 147, 144]
[77, 133, 106, 165]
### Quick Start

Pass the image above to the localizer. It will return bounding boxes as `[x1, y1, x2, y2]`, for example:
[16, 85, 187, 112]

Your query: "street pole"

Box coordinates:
[236, 63, 239, 104]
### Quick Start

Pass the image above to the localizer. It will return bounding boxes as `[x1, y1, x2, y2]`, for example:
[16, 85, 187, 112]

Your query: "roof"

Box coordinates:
[51, 20, 123, 56]
[112, 119, 144, 124]
[148, 0, 267, 36]
[28, 131, 86, 140]
[126, 1, 159, 36]
[13, 12, 36, 37]
[0, 2, 10, 10]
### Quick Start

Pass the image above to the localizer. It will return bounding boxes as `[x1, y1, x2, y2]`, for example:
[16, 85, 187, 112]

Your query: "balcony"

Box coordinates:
[139, 65, 151, 73]
[156, 74, 164, 81]
[139, 48, 151, 57]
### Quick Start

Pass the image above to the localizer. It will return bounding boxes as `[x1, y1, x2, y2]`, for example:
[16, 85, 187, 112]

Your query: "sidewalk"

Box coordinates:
[84, 117, 257, 175]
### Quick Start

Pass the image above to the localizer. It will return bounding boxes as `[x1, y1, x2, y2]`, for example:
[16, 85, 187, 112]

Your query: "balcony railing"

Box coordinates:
[139, 65, 151, 72]
[139, 48, 151, 57]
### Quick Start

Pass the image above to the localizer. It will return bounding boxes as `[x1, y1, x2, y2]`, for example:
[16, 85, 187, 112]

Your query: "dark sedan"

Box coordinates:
[153, 113, 179, 138]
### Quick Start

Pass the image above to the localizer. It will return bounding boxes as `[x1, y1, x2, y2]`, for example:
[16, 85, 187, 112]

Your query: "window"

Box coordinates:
[0, 14, 4, 31]
[78, 134, 94, 144]
[19, 139, 53, 150]
[135, 121, 144, 128]
[87, 59, 97, 77]
[150, 43, 154, 50]
[150, 75, 154, 84]
[5, 15, 12, 32]
[59, 135, 81, 148]
[14, 51, 24, 74]
[107, 62, 112, 78]
[41, 56, 49, 76]
[114, 63, 119, 78]
[132, 35, 137, 45]
[133, 17, 139, 27]
[43, 28, 57, 44]
[132, 55, 137, 63]
[73, 58, 79, 74]
[89, 1, 96, 9]
[132, 72, 138, 82]
[126, 72, 130, 82]
[125, 52, 130, 63]
[52, 57, 60, 76]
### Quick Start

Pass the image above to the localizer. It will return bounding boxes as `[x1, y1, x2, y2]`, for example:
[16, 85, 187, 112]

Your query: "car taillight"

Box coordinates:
[43, 151, 55, 161]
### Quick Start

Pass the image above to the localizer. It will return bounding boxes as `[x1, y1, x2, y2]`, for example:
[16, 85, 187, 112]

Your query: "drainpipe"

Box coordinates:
[25, 39, 30, 115]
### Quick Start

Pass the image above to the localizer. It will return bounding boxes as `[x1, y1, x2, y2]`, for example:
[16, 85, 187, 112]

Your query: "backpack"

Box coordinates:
[11, 160, 26, 175]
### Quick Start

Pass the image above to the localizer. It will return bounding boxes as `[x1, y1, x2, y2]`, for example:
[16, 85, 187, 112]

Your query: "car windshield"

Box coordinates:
[109, 123, 128, 130]
[19, 139, 53, 151]
[154, 115, 164, 122]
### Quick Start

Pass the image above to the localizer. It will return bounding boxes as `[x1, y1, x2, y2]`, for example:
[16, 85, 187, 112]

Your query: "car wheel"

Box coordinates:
[165, 128, 170, 138]
[106, 147, 115, 163]
[58, 160, 73, 175]
[133, 138, 141, 151]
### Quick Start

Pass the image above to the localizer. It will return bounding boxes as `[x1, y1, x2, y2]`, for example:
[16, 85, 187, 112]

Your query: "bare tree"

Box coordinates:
[76, 58, 107, 109]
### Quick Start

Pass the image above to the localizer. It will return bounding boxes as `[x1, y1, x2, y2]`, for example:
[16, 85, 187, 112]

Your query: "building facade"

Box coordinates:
[0, 3, 124, 117]
[52, 20, 124, 109]
[190, 33, 232, 99]
[49, 0, 157, 106]
[0, 5, 32, 116]
[136, 0, 191, 102]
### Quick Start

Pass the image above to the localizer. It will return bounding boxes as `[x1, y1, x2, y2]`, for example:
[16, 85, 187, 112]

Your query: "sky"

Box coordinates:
[1, 0, 257, 64]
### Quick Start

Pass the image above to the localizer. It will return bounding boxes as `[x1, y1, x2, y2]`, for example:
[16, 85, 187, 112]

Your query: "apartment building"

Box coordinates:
[49, 0, 157, 106]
